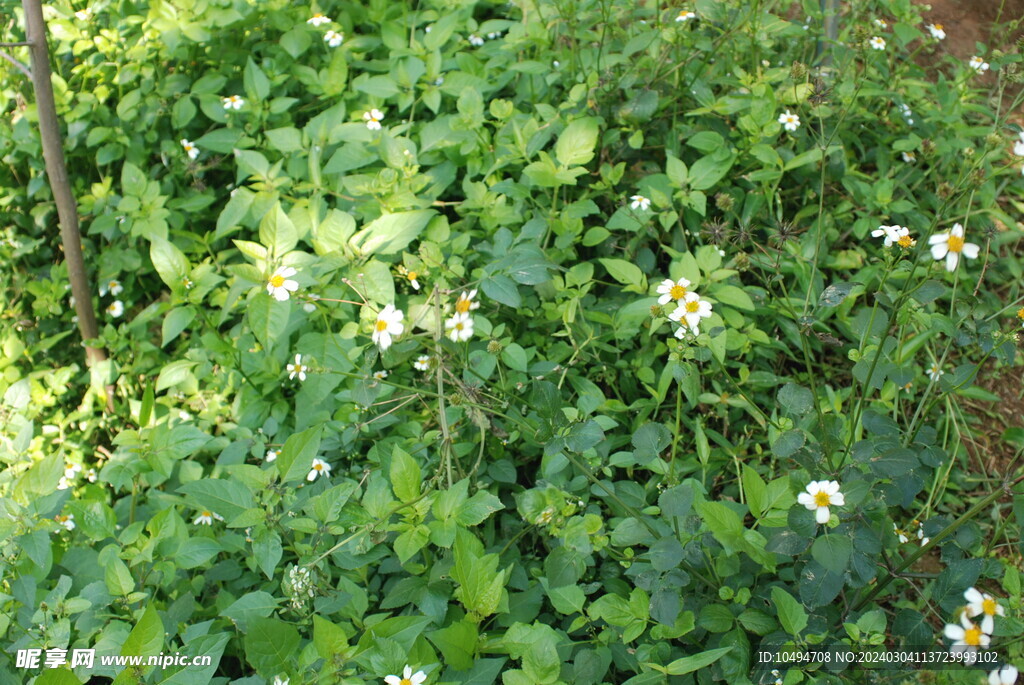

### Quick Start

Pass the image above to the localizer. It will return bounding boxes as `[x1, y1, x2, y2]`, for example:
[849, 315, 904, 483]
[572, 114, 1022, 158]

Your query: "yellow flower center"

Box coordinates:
[407, 271, 418, 281]
[313, 463, 322, 471]
[269, 275, 285, 287]
[685, 300, 700, 313]
[669, 284, 687, 300]
[897, 235, 915, 248]
[455, 322, 465, 331]
[934, 23, 943, 30]
[964, 626, 982, 646]
[202, 511, 212, 517]
[982, 598, 998, 616]
[1016, 307, 1024, 320]
[947, 235, 965, 253]
[455, 298, 471, 313]
[814, 491, 831, 507]
[400, 680, 412, 685]
[375, 319, 389, 332]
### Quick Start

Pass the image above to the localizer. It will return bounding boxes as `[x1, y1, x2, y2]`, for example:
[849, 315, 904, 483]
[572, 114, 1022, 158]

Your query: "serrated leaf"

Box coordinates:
[555, 117, 600, 167]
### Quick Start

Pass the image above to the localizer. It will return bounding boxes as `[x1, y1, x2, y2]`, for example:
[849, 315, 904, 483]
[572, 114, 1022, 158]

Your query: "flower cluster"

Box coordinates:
[656, 277, 713, 337]
[222, 95, 244, 111]
[872, 224, 916, 249]
[54, 514, 75, 531]
[446, 290, 479, 342]
[943, 586, 1013, 683]
[385, 665, 426, 685]
[893, 519, 928, 546]
[285, 565, 315, 609]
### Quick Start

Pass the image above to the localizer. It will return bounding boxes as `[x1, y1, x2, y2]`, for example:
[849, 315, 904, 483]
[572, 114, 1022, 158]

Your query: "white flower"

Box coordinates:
[927, 363, 944, 382]
[901, 151, 916, 163]
[307, 458, 331, 481]
[303, 302, 316, 313]
[487, 31, 501, 40]
[797, 480, 845, 524]
[445, 312, 475, 342]
[86, 468, 97, 483]
[107, 300, 124, 318]
[57, 476, 71, 490]
[874, 19, 888, 29]
[989, 666, 1019, 685]
[675, 9, 696, 22]
[894, 523, 909, 544]
[414, 355, 431, 371]
[928, 223, 980, 271]
[385, 666, 427, 685]
[265, 449, 279, 463]
[965, 587, 1005, 635]
[629, 195, 651, 211]
[969, 56, 990, 73]
[193, 510, 223, 526]
[552, 60, 560, 68]
[273, 677, 289, 685]
[74, 8, 92, 21]
[182, 277, 194, 290]
[363, 108, 384, 130]
[181, 139, 199, 160]
[869, 36, 886, 50]
[405, 270, 421, 290]
[324, 30, 343, 47]
[307, 13, 331, 26]
[899, 103, 915, 125]
[286, 354, 308, 382]
[373, 370, 389, 380]
[927, 23, 946, 40]
[778, 110, 800, 131]
[468, 34, 484, 46]
[100, 279, 123, 296]
[266, 266, 299, 301]
[669, 292, 713, 336]
[222, 95, 244, 110]
[454, 289, 480, 315]
[55, 514, 75, 531]
[871, 225, 915, 248]
[656, 277, 691, 305]
[372, 304, 405, 351]
[944, 614, 990, 652]
[1013, 132, 1024, 157]
[65, 462, 82, 480]
[434, 76, 444, 86]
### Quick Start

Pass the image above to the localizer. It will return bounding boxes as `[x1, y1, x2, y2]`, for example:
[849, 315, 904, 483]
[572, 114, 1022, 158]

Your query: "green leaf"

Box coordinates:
[252, 529, 283, 579]
[658, 646, 734, 675]
[456, 490, 504, 526]
[598, 258, 645, 291]
[259, 203, 298, 256]
[266, 126, 303, 153]
[741, 465, 767, 518]
[349, 210, 435, 256]
[712, 284, 754, 311]
[222, 592, 279, 632]
[247, 292, 290, 351]
[819, 281, 857, 308]
[390, 446, 421, 502]
[150, 235, 190, 289]
[178, 479, 256, 521]
[480, 275, 522, 308]
[244, 617, 300, 675]
[122, 604, 164, 658]
[105, 556, 135, 596]
[121, 161, 147, 196]
[688, 153, 733, 191]
[555, 117, 600, 167]
[162, 306, 196, 347]
[812, 534, 853, 573]
[277, 426, 324, 484]
[771, 586, 808, 636]
[244, 57, 271, 101]
[177, 538, 222, 569]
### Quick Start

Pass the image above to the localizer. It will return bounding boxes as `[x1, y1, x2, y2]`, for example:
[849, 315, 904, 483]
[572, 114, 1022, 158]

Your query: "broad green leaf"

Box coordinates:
[178, 479, 256, 520]
[349, 210, 435, 256]
[812, 534, 853, 573]
[555, 117, 600, 167]
[259, 203, 298, 256]
[658, 646, 733, 675]
[150, 235, 190, 289]
[244, 617, 300, 675]
[247, 292, 290, 351]
[771, 586, 807, 636]
[277, 426, 324, 484]
[121, 604, 164, 657]
[390, 446, 421, 502]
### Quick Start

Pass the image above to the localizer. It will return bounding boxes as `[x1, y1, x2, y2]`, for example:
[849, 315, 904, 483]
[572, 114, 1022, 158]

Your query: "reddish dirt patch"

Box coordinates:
[915, 1, 1024, 58]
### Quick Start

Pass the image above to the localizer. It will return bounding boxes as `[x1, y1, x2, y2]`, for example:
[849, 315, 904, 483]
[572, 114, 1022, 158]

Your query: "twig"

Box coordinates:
[0, 49, 31, 78]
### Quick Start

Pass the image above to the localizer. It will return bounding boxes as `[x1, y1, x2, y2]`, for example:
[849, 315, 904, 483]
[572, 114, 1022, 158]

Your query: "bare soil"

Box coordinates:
[915, 0, 1024, 58]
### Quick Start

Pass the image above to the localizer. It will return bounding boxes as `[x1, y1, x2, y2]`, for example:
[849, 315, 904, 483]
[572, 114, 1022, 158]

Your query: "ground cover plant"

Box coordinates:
[2, 0, 1024, 683]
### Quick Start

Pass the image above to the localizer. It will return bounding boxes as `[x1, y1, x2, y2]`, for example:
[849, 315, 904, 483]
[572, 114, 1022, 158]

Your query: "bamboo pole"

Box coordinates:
[20, 0, 109, 375]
